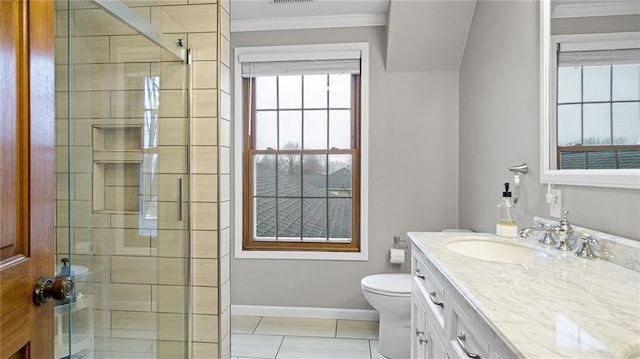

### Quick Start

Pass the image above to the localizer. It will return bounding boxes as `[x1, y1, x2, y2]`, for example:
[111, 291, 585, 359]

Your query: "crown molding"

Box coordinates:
[231, 13, 386, 32]
[552, 0, 640, 18]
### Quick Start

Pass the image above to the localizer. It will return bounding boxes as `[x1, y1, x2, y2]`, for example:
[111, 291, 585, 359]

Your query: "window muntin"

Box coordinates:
[243, 72, 361, 251]
[556, 46, 640, 169]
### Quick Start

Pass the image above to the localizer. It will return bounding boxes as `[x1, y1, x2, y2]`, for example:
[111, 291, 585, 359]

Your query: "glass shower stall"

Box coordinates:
[55, 0, 193, 357]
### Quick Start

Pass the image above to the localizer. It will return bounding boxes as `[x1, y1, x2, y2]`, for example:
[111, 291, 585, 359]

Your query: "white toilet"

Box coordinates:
[361, 273, 412, 359]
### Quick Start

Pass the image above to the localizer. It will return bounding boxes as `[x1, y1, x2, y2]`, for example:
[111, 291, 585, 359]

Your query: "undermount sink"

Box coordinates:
[445, 236, 556, 266]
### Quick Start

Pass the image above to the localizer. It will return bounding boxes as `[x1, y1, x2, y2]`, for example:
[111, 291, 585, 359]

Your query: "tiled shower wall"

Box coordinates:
[54, 0, 230, 357]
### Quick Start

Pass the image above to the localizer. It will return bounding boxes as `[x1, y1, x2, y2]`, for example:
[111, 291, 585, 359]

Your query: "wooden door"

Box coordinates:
[0, 0, 55, 358]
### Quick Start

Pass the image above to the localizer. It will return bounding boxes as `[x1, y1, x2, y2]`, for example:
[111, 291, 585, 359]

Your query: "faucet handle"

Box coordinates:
[537, 224, 557, 245]
[581, 233, 598, 247]
[539, 231, 556, 246]
[560, 210, 570, 223]
[575, 233, 598, 259]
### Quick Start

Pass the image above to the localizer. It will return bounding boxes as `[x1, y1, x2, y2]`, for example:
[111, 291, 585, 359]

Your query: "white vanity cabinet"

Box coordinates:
[411, 244, 516, 359]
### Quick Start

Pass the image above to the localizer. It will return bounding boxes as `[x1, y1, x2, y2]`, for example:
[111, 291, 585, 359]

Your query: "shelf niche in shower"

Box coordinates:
[92, 125, 143, 214]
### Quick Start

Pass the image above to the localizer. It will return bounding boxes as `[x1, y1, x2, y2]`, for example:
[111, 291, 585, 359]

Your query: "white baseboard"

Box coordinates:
[231, 305, 379, 321]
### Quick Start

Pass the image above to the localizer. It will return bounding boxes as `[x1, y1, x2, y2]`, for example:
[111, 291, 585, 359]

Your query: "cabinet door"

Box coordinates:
[428, 320, 450, 359]
[412, 282, 434, 359]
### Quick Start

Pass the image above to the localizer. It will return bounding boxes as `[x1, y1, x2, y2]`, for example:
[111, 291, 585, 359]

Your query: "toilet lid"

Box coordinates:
[361, 274, 411, 295]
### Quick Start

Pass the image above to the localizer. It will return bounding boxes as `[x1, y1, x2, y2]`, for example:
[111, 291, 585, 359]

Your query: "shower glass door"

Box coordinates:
[55, 1, 191, 357]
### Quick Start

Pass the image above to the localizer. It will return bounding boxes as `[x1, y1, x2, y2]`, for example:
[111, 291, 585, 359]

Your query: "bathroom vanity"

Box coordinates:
[408, 232, 640, 359]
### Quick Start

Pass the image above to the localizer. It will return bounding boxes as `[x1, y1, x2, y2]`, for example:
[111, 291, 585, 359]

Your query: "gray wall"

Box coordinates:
[459, 0, 640, 240]
[231, 26, 460, 309]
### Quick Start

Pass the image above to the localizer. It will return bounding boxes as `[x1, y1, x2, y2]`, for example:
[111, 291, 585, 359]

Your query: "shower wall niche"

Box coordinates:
[92, 125, 143, 213]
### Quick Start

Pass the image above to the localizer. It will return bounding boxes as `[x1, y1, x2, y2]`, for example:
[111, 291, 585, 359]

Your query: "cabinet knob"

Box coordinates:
[456, 332, 481, 359]
[415, 330, 428, 345]
[428, 291, 444, 309]
[413, 268, 425, 280]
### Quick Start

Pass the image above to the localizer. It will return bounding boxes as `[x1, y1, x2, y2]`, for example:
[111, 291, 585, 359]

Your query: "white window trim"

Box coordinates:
[233, 42, 370, 261]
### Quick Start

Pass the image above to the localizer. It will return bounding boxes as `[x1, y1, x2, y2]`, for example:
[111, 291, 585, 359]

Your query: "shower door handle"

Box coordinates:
[177, 178, 183, 221]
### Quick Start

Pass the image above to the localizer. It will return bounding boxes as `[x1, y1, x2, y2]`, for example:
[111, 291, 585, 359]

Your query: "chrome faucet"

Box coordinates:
[519, 210, 574, 250]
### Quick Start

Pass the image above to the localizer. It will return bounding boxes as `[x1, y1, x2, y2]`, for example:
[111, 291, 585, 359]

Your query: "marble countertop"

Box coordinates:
[408, 232, 640, 359]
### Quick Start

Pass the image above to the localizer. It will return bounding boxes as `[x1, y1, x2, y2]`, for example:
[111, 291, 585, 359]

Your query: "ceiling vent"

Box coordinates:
[271, 0, 314, 4]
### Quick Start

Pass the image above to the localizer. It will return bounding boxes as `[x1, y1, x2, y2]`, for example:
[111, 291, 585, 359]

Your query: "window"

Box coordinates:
[555, 39, 640, 169]
[234, 44, 369, 259]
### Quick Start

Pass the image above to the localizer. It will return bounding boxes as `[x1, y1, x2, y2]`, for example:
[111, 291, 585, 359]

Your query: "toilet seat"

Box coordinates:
[361, 274, 411, 297]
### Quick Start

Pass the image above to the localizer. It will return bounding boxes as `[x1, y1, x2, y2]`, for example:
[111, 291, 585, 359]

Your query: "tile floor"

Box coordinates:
[231, 316, 385, 359]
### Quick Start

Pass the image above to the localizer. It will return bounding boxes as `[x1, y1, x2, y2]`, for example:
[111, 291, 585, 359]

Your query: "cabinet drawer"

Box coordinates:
[412, 253, 446, 329]
[448, 299, 490, 359]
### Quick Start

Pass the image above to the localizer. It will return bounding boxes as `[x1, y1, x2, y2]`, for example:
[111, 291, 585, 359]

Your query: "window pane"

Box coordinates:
[587, 151, 617, 169]
[558, 66, 582, 103]
[329, 198, 351, 241]
[303, 75, 327, 109]
[255, 154, 276, 196]
[279, 110, 302, 150]
[302, 198, 327, 240]
[303, 154, 327, 197]
[557, 104, 582, 146]
[278, 75, 302, 109]
[613, 102, 640, 145]
[245, 66, 360, 249]
[583, 103, 611, 145]
[583, 65, 610, 102]
[612, 65, 640, 101]
[256, 76, 277, 110]
[619, 150, 640, 169]
[330, 74, 351, 108]
[329, 110, 351, 149]
[255, 198, 276, 239]
[560, 151, 586, 169]
[255, 111, 277, 150]
[303, 110, 328, 149]
[277, 154, 301, 196]
[278, 198, 301, 239]
[328, 154, 352, 198]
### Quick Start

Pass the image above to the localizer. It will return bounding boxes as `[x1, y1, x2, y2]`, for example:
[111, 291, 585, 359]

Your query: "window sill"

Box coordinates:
[234, 248, 368, 261]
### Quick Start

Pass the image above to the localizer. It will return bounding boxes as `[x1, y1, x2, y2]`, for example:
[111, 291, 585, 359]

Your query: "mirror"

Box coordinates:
[540, 0, 640, 188]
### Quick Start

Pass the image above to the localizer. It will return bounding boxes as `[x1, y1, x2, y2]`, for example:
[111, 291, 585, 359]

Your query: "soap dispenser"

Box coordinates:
[496, 182, 517, 238]
[57, 258, 71, 278]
